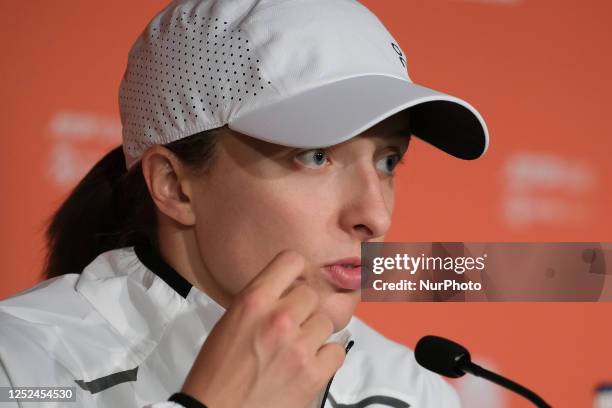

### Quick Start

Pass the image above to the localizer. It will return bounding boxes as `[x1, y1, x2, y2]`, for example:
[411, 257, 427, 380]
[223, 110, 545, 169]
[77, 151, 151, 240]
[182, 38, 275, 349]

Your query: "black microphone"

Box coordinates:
[415, 335, 551, 408]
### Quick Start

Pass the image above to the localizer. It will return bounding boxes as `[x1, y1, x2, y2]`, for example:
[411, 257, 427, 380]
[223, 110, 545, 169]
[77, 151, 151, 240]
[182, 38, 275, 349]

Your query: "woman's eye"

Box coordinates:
[294, 149, 330, 169]
[376, 152, 404, 175]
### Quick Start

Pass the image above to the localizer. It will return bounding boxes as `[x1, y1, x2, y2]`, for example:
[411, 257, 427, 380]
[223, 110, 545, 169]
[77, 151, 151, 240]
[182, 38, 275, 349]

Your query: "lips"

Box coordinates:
[321, 257, 362, 291]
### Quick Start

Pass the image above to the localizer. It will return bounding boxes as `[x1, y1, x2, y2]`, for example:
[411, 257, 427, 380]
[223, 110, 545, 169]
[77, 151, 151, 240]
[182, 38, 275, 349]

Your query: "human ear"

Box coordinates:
[140, 145, 196, 226]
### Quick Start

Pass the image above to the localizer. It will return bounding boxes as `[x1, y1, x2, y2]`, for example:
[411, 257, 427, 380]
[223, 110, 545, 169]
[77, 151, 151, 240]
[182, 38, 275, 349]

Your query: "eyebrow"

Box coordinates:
[368, 134, 410, 156]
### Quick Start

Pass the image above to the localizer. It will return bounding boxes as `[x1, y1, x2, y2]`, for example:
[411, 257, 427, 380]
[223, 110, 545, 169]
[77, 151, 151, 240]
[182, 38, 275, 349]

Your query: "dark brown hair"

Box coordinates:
[42, 126, 226, 279]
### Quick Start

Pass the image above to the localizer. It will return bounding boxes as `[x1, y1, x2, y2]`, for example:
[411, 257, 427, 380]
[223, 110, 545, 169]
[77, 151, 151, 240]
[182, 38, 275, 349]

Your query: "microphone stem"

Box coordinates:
[462, 362, 551, 408]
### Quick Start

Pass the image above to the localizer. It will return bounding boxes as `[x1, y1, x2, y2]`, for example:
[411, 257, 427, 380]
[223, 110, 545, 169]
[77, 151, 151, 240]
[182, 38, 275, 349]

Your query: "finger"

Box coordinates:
[244, 250, 307, 300]
[314, 342, 347, 378]
[298, 312, 334, 352]
[276, 284, 319, 325]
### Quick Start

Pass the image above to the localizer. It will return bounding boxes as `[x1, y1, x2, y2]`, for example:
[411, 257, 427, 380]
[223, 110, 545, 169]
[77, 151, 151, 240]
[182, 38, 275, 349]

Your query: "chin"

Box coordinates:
[320, 290, 360, 332]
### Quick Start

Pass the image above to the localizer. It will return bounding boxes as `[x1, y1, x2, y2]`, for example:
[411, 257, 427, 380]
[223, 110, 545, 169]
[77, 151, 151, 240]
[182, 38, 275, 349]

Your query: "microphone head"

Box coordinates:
[415, 335, 471, 378]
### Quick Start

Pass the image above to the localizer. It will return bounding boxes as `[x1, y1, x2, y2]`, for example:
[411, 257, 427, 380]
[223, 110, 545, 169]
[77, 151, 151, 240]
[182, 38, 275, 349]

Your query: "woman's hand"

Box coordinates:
[180, 250, 347, 408]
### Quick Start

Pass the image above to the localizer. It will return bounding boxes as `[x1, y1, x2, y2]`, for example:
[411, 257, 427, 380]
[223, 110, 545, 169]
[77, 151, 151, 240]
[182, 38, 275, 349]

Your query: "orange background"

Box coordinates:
[1, 1, 611, 406]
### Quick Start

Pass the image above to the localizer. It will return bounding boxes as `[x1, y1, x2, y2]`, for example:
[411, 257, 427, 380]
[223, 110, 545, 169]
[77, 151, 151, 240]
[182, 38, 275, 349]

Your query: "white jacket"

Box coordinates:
[0, 244, 461, 407]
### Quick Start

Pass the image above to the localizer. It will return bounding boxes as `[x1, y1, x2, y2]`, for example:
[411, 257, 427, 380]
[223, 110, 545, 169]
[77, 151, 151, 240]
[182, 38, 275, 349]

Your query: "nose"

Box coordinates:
[338, 162, 393, 241]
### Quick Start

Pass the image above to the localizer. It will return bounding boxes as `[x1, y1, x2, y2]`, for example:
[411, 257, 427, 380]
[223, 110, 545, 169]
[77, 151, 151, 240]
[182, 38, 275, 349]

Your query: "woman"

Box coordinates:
[0, 0, 488, 407]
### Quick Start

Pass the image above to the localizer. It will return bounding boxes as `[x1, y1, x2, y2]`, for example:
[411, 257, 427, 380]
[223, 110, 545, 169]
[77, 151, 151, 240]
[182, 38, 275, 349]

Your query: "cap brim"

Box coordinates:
[228, 74, 489, 160]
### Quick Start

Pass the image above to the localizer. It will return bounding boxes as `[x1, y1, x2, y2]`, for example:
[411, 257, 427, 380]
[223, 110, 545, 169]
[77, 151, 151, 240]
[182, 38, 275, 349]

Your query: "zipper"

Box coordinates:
[319, 339, 355, 408]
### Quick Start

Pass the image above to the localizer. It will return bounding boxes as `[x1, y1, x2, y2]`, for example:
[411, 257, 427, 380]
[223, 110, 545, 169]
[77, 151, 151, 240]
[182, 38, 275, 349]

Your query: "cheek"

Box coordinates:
[191, 178, 332, 296]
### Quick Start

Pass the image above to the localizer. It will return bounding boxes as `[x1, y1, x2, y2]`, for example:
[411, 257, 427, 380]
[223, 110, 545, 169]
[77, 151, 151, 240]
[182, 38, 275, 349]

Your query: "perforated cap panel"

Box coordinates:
[119, 8, 273, 168]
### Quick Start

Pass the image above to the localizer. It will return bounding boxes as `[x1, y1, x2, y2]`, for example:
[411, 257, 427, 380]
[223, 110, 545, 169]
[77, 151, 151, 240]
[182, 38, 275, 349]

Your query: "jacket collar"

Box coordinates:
[133, 241, 192, 298]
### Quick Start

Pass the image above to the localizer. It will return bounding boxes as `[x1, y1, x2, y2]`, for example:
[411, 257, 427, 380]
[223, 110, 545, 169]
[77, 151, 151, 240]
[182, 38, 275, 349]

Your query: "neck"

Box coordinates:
[156, 216, 233, 308]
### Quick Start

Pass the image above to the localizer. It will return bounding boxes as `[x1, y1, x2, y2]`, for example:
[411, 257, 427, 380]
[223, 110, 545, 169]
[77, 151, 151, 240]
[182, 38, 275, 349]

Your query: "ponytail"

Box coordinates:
[43, 126, 224, 279]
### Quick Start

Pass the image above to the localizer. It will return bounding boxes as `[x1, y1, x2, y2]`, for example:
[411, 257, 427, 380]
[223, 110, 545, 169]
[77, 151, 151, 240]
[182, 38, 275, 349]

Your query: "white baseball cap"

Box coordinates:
[119, 0, 489, 169]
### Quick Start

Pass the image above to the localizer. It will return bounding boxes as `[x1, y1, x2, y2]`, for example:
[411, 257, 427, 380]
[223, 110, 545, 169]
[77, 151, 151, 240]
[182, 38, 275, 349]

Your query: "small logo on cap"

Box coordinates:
[391, 42, 406, 69]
